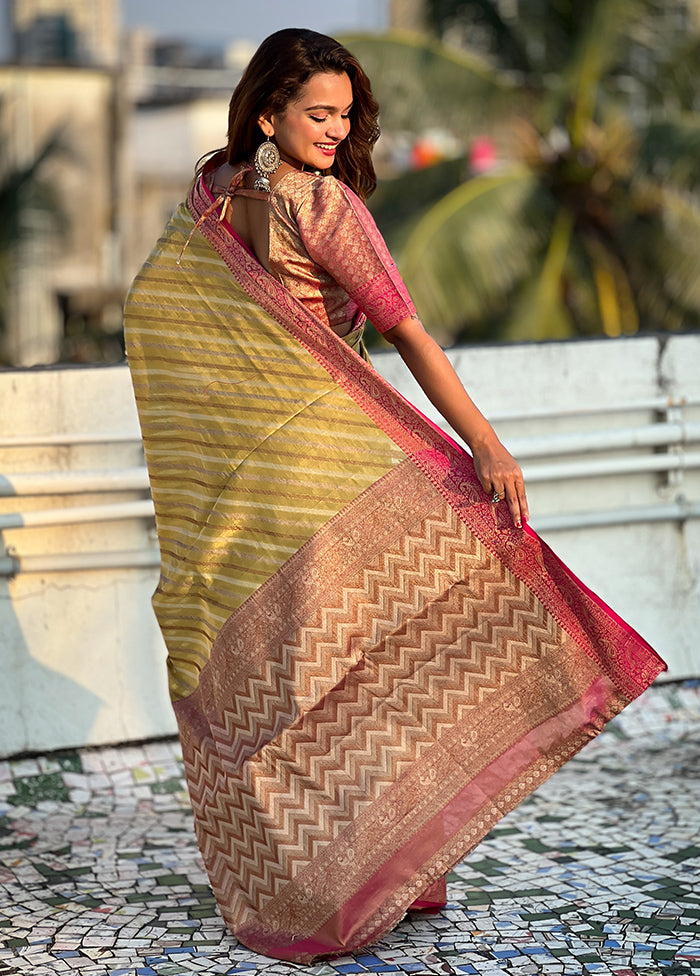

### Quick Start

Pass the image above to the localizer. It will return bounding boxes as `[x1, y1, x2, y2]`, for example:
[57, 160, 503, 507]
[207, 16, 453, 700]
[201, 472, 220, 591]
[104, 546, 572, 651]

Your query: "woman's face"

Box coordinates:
[261, 71, 353, 171]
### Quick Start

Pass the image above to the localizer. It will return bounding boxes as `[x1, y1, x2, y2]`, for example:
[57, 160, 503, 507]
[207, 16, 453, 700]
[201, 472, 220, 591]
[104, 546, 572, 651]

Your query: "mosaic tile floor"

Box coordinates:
[1, 682, 699, 976]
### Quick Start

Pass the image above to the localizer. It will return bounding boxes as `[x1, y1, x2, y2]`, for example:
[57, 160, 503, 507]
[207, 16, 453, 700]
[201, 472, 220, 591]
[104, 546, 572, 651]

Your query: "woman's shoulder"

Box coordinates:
[272, 170, 356, 212]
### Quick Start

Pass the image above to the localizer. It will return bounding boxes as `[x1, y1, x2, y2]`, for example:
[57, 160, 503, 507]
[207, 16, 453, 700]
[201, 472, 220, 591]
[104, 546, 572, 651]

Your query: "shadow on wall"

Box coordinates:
[0, 576, 104, 758]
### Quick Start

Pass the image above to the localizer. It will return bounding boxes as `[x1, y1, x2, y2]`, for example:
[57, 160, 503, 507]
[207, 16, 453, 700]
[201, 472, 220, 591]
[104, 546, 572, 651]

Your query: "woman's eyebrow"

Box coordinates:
[305, 102, 354, 112]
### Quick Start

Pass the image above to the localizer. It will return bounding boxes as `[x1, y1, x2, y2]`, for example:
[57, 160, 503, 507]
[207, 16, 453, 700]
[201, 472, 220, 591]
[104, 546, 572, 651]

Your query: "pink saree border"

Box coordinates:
[186, 175, 665, 698]
[236, 672, 618, 962]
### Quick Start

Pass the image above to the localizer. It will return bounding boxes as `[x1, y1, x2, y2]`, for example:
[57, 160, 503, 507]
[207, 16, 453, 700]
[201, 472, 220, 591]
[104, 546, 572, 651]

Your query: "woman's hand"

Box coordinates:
[470, 432, 528, 529]
[384, 317, 529, 528]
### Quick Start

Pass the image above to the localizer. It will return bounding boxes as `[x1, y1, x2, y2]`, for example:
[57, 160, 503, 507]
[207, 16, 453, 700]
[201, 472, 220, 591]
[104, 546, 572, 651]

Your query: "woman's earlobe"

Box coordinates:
[258, 117, 274, 139]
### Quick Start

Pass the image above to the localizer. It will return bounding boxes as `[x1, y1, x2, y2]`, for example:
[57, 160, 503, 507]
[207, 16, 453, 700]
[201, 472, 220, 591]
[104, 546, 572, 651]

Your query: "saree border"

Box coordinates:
[175, 458, 627, 960]
[186, 176, 665, 699]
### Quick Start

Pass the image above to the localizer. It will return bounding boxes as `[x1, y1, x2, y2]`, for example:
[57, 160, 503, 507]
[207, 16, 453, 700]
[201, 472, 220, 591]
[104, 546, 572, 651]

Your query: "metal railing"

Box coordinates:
[2, 396, 698, 575]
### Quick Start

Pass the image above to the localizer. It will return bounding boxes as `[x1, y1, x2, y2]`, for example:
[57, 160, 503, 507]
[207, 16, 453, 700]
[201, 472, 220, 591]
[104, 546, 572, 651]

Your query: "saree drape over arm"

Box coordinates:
[124, 170, 666, 964]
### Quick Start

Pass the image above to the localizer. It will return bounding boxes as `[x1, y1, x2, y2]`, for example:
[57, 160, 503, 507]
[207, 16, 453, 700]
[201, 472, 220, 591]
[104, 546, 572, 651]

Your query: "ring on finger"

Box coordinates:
[491, 489, 505, 504]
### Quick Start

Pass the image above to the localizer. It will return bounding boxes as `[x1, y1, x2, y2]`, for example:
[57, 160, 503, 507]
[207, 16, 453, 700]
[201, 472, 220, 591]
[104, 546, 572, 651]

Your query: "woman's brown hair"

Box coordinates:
[218, 28, 380, 200]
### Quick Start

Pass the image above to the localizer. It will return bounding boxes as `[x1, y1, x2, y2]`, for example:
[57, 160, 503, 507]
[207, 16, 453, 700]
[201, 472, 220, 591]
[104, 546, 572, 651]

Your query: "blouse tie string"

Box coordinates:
[177, 166, 261, 265]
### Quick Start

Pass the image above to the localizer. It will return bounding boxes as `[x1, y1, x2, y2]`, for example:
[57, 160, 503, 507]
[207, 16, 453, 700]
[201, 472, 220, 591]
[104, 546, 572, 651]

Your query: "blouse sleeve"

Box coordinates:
[293, 176, 417, 333]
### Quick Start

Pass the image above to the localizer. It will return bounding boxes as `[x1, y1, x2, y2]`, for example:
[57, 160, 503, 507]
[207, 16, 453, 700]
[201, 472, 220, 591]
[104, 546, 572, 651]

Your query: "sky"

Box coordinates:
[121, 0, 388, 46]
[0, 0, 389, 58]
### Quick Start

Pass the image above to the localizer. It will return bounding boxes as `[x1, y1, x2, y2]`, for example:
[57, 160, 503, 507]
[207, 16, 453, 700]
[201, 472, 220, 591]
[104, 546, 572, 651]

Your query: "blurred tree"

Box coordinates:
[0, 130, 66, 362]
[347, 0, 700, 342]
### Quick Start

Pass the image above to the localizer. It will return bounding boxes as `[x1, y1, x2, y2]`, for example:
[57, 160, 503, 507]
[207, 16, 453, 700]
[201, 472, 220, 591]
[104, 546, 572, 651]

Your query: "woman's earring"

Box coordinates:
[253, 138, 280, 191]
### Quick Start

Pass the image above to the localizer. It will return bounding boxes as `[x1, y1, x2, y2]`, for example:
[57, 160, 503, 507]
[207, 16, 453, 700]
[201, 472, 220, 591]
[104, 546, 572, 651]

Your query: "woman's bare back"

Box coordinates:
[211, 159, 304, 272]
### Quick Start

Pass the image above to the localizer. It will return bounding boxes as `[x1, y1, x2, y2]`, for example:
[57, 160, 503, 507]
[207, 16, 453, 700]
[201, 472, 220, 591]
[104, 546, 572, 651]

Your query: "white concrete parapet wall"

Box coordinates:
[1, 335, 699, 758]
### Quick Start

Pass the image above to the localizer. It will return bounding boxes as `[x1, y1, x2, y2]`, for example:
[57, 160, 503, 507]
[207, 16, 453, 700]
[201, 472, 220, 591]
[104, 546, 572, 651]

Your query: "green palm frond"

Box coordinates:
[0, 128, 68, 251]
[340, 32, 516, 135]
[582, 235, 639, 336]
[650, 36, 700, 112]
[368, 156, 468, 248]
[397, 169, 552, 339]
[621, 5, 700, 111]
[425, 0, 532, 74]
[501, 208, 577, 342]
[637, 115, 700, 193]
[618, 186, 700, 331]
[0, 127, 70, 337]
[654, 189, 700, 315]
[563, 0, 652, 140]
[354, 5, 698, 344]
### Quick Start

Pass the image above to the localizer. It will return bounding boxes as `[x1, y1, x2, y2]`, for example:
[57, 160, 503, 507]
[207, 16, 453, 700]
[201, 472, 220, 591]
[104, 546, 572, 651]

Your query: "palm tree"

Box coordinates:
[0, 128, 66, 360]
[344, 0, 700, 342]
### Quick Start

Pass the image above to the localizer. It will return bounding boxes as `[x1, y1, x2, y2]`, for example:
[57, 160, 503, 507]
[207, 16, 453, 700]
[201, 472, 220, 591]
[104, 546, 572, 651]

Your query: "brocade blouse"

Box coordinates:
[255, 170, 417, 337]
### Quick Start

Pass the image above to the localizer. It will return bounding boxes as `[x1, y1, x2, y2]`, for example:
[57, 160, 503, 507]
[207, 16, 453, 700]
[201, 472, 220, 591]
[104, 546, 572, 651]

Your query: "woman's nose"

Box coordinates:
[326, 116, 347, 140]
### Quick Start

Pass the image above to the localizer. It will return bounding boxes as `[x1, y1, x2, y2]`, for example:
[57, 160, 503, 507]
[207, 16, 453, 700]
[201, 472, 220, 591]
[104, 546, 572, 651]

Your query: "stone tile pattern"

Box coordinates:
[0, 682, 698, 976]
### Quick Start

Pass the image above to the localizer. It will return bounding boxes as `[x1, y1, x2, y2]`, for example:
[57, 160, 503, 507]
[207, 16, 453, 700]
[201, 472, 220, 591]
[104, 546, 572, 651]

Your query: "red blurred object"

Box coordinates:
[410, 137, 441, 169]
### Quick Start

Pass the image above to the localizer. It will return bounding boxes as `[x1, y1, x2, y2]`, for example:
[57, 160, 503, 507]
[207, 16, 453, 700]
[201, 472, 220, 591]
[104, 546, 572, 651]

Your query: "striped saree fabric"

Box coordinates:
[124, 176, 666, 963]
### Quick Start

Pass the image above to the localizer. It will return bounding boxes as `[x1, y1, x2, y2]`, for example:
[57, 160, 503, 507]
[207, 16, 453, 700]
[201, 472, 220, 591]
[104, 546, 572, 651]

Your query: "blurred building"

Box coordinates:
[126, 97, 230, 281]
[404, 0, 700, 60]
[122, 30, 239, 285]
[0, 64, 126, 365]
[0, 0, 241, 367]
[1, 0, 126, 366]
[10, 0, 119, 66]
[389, 0, 425, 32]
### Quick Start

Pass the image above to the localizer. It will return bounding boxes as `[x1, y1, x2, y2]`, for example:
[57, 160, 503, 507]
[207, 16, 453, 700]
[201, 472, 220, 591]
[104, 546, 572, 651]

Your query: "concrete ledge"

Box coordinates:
[1, 336, 698, 756]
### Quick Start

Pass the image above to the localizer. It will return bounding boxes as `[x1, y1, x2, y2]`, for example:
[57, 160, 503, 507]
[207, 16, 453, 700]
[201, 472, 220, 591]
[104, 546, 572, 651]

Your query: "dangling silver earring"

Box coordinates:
[253, 138, 280, 191]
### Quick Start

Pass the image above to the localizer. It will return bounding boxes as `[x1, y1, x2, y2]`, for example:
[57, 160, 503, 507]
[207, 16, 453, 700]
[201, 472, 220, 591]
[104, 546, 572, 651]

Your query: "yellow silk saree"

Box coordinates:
[124, 175, 665, 963]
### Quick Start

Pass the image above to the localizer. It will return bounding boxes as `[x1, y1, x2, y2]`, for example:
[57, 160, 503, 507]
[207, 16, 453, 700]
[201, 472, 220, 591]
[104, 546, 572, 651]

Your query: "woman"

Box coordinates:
[125, 28, 664, 964]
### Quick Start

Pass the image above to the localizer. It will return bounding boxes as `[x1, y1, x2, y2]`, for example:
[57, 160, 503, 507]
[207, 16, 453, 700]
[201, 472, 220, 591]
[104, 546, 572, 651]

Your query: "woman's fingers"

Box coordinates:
[490, 470, 528, 529]
[504, 479, 524, 529]
[515, 474, 529, 524]
[472, 442, 528, 529]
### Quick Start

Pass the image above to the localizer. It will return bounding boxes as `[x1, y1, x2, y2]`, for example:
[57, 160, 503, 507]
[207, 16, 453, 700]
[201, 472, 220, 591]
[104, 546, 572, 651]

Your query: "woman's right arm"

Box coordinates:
[294, 178, 528, 525]
[384, 316, 528, 529]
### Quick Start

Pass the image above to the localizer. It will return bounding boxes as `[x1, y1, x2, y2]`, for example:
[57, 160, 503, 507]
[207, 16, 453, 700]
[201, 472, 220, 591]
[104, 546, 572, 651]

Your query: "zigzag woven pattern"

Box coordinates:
[129, 175, 666, 963]
[178, 466, 572, 936]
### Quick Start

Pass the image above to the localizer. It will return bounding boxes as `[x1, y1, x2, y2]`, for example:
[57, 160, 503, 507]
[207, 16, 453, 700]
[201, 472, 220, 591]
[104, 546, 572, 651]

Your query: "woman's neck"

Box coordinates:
[277, 149, 324, 177]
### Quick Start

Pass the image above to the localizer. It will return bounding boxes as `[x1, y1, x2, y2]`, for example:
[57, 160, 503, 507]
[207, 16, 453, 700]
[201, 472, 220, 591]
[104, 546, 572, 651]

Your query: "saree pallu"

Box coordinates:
[124, 177, 666, 964]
